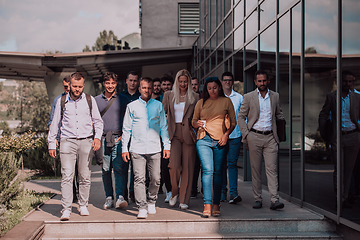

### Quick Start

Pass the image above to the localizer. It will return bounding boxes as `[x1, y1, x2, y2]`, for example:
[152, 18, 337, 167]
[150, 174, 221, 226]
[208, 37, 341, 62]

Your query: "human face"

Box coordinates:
[139, 80, 153, 102]
[342, 75, 355, 93]
[126, 74, 139, 91]
[153, 81, 161, 94]
[207, 82, 220, 100]
[254, 74, 269, 92]
[62, 80, 70, 94]
[221, 76, 233, 92]
[70, 77, 85, 100]
[104, 78, 117, 95]
[191, 78, 199, 93]
[161, 81, 172, 92]
[178, 76, 189, 93]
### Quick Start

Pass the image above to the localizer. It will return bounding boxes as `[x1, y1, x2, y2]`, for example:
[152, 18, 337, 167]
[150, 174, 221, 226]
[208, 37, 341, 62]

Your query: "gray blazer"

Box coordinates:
[238, 89, 285, 144]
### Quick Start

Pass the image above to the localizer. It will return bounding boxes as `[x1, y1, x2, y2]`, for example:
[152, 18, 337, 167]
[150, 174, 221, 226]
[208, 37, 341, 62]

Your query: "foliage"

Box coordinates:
[0, 190, 52, 236]
[6, 81, 50, 133]
[83, 30, 119, 52]
[0, 132, 39, 153]
[22, 137, 61, 176]
[0, 121, 11, 136]
[0, 152, 22, 208]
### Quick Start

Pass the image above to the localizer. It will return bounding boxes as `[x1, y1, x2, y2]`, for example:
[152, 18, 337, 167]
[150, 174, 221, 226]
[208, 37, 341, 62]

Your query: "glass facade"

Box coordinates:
[192, 0, 360, 231]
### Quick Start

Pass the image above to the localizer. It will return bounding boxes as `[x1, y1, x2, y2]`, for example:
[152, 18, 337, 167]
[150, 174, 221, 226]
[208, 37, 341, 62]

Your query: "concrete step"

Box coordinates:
[41, 218, 342, 239]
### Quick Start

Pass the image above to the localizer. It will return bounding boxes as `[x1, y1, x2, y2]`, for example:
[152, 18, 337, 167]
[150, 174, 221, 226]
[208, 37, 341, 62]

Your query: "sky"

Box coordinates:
[0, 0, 140, 53]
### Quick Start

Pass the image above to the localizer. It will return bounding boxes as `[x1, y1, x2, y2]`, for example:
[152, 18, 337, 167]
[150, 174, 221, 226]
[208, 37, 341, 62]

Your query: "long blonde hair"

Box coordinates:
[172, 69, 196, 104]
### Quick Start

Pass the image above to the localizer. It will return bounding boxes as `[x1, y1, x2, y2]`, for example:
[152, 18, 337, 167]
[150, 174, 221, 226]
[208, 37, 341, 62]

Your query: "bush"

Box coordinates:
[22, 137, 61, 177]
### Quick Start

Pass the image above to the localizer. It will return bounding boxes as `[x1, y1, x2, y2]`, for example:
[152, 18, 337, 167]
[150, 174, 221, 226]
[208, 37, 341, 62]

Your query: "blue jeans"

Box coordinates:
[196, 134, 227, 205]
[102, 137, 129, 199]
[222, 137, 241, 198]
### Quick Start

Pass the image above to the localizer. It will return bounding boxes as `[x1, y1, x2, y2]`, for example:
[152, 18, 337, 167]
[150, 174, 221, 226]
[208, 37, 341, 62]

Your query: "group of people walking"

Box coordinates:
[48, 68, 285, 220]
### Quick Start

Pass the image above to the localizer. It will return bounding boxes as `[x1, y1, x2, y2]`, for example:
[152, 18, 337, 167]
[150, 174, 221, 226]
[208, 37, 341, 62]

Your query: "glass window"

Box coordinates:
[279, 0, 295, 14]
[225, 12, 233, 38]
[234, 24, 244, 50]
[234, 1, 244, 28]
[245, 37, 257, 66]
[246, 11, 258, 41]
[217, 43, 224, 66]
[259, 23, 276, 90]
[259, 0, 276, 30]
[246, 0, 258, 16]
[224, 34, 234, 60]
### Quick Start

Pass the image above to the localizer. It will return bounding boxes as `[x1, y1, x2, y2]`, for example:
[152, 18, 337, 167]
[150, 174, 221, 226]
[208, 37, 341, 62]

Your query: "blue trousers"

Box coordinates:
[222, 137, 241, 198]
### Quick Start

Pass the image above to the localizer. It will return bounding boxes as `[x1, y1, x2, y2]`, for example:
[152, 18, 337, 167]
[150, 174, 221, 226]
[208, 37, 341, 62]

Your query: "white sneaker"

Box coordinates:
[137, 209, 148, 219]
[179, 203, 188, 210]
[148, 203, 156, 214]
[165, 191, 172, 203]
[79, 206, 89, 216]
[169, 194, 178, 207]
[115, 195, 128, 209]
[103, 196, 113, 209]
[60, 209, 71, 221]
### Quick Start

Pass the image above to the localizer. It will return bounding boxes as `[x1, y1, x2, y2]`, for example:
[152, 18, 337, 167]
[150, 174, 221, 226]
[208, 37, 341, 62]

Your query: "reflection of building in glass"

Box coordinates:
[192, 0, 360, 235]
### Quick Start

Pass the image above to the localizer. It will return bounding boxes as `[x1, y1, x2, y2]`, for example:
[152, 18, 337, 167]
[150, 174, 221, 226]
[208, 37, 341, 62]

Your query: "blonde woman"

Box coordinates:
[162, 69, 200, 209]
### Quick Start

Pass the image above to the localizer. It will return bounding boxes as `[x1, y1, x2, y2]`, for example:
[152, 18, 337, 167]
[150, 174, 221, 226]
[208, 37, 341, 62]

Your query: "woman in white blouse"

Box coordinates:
[162, 69, 200, 210]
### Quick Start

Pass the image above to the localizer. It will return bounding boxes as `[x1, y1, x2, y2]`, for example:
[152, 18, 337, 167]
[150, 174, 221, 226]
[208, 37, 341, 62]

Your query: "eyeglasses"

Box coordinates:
[205, 77, 219, 82]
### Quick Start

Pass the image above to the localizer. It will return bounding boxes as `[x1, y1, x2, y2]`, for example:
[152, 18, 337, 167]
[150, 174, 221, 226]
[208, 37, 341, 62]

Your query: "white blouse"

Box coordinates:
[174, 102, 185, 123]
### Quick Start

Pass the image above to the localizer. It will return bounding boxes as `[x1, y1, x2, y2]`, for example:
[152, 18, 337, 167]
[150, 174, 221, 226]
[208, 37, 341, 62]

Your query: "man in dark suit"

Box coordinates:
[319, 70, 360, 208]
[238, 69, 285, 210]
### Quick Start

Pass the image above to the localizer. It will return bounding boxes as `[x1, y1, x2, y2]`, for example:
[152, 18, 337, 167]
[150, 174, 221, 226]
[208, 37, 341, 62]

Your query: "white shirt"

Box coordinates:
[252, 89, 272, 131]
[174, 102, 185, 123]
[225, 89, 243, 139]
[122, 97, 171, 154]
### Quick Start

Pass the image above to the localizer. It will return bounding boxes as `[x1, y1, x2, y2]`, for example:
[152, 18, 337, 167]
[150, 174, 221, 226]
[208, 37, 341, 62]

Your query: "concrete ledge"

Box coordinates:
[2, 221, 44, 240]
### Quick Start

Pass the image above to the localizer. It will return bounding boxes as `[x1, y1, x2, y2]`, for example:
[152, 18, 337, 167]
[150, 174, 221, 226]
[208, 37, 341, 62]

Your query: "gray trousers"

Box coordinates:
[131, 152, 161, 210]
[247, 131, 279, 203]
[60, 138, 93, 212]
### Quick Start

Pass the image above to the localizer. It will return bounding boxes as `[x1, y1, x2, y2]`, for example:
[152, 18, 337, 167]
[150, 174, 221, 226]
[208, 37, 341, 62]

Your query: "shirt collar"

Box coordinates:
[228, 89, 236, 97]
[101, 91, 117, 100]
[256, 88, 269, 99]
[138, 96, 153, 105]
[67, 92, 85, 102]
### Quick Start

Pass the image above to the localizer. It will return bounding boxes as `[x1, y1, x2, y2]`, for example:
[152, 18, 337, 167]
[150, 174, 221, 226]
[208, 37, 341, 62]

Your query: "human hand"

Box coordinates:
[122, 152, 130, 162]
[49, 150, 56, 158]
[92, 138, 101, 151]
[218, 134, 228, 146]
[163, 150, 170, 159]
[116, 136, 122, 142]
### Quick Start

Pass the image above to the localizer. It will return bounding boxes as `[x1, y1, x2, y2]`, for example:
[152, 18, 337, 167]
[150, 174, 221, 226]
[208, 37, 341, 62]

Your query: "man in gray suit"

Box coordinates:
[238, 70, 285, 210]
[319, 70, 360, 208]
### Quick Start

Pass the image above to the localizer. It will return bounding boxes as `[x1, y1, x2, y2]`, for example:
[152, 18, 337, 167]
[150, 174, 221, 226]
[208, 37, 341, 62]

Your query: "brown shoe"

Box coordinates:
[202, 204, 211, 218]
[212, 204, 220, 217]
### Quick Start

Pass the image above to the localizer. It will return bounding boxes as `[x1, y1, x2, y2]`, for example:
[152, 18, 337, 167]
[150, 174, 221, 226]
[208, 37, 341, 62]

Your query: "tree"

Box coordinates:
[83, 30, 119, 52]
[305, 47, 318, 54]
[7, 81, 50, 133]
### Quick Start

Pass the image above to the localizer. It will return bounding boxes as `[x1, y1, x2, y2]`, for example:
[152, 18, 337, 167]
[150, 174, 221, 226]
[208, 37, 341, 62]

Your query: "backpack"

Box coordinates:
[60, 94, 92, 120]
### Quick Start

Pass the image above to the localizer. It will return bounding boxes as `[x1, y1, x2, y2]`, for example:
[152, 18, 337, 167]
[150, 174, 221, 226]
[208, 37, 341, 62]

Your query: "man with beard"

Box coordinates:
[95, 72, 130, 210]
[152, 78, 163, 101]
[160, 74, 173, 93]
[48, 72, 103, 221]
[122, 77, 170, 219]
[238, 69, 285, 210]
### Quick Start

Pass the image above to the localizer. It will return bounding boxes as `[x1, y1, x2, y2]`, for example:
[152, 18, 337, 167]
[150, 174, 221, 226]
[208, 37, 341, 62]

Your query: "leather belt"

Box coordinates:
[342, 129, 358, 135]
[69, 136, 93, 140]
[250, 128, 273, 135]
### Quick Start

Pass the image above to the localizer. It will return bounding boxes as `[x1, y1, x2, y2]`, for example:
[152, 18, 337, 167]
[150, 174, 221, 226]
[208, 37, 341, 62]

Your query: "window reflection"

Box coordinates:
[234, 1, 244, 28]
[246, 12, 258, 41]
[260, 0, 276, 30]
[245, 38, 257, 66]
[246, 0, 258, 16]
[234, 24, 244, 50]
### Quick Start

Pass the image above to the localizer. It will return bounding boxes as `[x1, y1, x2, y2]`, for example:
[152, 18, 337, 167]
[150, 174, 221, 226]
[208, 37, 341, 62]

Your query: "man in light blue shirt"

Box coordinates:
[122, 77, 170, 219]
[220, 72, 244, 204]
[48, 72, 103, 221]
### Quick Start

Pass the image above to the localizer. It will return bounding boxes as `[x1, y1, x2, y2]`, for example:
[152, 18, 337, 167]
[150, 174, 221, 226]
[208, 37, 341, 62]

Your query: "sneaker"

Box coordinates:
[103, 196, 113, 209]
[220, 192, 227, 202]
[115, 195, 128, 209]
[270, 200, 284, 210]
[137, 209, 148, 219]
[229, 195, 242, 204]
[79, 206, 89, 216]
[179, 203, 188, 210]
[169, 194, 178, 207]
[253, 201, 262, 209]
[148, 203, 156, 214]
[165, 191, 172, 203]
[60, 209, 71, 221]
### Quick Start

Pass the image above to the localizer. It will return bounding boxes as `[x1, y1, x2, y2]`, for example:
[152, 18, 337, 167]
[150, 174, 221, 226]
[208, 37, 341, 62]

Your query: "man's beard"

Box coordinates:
[70, 89, 83, 99]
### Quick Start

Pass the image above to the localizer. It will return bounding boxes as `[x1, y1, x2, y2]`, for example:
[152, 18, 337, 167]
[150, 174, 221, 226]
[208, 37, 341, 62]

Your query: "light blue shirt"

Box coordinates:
[342, 91, 356, 131]
[122, 97, 171, 154]
[252, 89, 272, 131]
[226, 89, 243, 139]
[48, 93, 104, 150]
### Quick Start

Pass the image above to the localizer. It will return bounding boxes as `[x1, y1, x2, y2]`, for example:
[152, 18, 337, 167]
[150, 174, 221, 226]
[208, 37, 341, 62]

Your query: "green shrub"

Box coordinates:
[22, 137, 61, 177]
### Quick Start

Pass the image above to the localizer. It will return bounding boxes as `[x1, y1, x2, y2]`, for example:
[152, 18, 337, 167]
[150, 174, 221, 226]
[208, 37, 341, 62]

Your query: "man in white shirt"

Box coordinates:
[238, 70, 285, 210]
[122, 77, 171, 219]
[220, 72, 243, 204]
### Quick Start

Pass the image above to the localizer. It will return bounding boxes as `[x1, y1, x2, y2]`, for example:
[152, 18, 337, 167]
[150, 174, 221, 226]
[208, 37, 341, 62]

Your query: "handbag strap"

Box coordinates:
[101, 96, 116, 117]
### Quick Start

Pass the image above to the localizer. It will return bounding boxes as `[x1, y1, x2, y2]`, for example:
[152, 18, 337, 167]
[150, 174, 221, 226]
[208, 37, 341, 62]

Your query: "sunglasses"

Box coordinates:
[205, 77, 219, 82]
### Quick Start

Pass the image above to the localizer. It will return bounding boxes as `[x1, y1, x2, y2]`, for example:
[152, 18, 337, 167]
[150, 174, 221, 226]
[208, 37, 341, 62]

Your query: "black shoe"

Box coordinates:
[270, 200, 284, 210]
[253, 201, 262, 209]
[229, 195, 242, 204]
[190, 192, 197, 199]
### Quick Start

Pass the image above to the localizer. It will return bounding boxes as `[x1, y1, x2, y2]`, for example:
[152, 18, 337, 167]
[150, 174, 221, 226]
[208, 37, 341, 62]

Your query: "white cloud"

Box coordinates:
[0, 0, 140, 53]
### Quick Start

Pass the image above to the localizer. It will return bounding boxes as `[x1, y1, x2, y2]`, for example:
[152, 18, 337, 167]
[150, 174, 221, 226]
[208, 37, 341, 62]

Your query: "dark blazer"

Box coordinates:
[238, 89, 285, 144]
[319, 91, 360, 143]
[162, 91, 200, 145]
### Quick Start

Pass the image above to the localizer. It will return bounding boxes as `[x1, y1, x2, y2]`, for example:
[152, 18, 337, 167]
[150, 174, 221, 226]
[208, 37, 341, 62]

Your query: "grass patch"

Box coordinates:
[30, 174, 61, 180]
[0, 190, 53, 236]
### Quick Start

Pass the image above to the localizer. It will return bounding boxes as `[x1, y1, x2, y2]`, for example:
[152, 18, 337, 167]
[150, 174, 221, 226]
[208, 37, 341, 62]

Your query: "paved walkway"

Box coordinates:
[22, 164, 322, 223]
